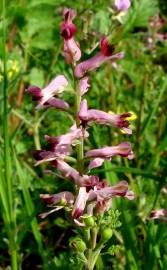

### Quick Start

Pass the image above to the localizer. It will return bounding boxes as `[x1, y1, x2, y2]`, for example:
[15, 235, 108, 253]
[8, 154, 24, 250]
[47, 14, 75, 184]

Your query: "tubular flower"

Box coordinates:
[26, 75, 68, 110]
[86, 142, 134, 169]
[51, 159, 82, 185]
[150, 209, 167, 222]
[78, 99, 132, 134]
[33, 125, 89, 166]
[115, 0, 131, 11]
[45, 124, 88, 147]
[74, 37, 124, 78]
[39, 191, 74, 218]
[61, 8, 81, 64]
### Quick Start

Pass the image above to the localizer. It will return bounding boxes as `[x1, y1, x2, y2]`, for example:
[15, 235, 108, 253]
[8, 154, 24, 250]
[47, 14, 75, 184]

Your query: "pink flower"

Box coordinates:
[44, 97, 69, 110]
[79, 77, 90, 96]
[71, 180, 134, 224]
[45, 124, 89, 147]
[86, 142, 134, 169]
[150, 209, 167, 222]
[78, 99, 132, 134]
[74, 37, 124, 78]
[33, 125, 89, 166]
[39, 191, 74, 218]
[51, 159, 82, 185]
[26, 75, 68, 110]
[115, 0, 131, 11]
[72, 187, 89, 219]
[60, 8, 81, 64]
[40, 191, 74, 205]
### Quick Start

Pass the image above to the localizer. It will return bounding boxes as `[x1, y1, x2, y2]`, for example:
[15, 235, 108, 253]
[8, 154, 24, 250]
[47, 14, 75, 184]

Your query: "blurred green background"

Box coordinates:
[0, 0, 167, 269]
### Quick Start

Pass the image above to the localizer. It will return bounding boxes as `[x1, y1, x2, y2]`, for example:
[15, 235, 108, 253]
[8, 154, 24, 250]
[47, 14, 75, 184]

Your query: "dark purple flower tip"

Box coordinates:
[26, 86, 42, 101]
[61, 23, 77, 40]
[72, 208, 84, 219]
[101, 37, 115, 57]
[44, 135, 58, 145]
[32, 150, 43, 160]
[40, 191, 74, 205]
[61, 8, 77, 40]
[40, 194, 56, 204]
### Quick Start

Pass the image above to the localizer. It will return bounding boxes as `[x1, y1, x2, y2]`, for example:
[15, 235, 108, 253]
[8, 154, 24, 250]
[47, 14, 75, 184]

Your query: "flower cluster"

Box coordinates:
[26, 7, 134, 227]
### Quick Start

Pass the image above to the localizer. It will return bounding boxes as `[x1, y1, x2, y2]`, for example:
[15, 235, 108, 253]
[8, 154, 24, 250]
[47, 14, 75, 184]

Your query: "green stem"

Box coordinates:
[11, 250, 18, 270]
[73, 71, 84, 174]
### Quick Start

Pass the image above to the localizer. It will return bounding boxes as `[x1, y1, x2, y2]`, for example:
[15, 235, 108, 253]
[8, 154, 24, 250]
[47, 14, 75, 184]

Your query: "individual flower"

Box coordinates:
[60, 8, 81, 64]
[78, 99, 132, 134]
[45, 124, 88, 148]
[86, 142, 134, 169]
[51, 159, 82, 185]
[114, 0, 131, 11]
[74, 37, 124, 78]
[33, 145, 71, 166]
[150, 209, 167, 222]
[39, 191, 74, 218]
[33, 124, 88, 166]
[26, 75, 68, 110]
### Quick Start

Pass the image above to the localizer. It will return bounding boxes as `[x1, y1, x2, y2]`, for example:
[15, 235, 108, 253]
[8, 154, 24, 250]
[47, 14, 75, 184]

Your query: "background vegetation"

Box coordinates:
[0, 0, 167, 269]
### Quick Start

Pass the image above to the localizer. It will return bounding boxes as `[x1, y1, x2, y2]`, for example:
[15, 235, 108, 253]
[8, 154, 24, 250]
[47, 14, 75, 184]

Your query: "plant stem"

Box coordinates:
[73, 70, 84, 174]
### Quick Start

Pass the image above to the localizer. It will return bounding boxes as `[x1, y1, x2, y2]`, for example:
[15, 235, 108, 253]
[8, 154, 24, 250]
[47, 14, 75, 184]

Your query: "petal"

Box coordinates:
[80, 77, 90, 96]
[44, 97, 69, 110]
[72, 187, 89, 219]
[40, 191, 74, 205]
[88, 158, 105, 170]
[115, 0, 131, 11]
[64, 38, 81, 63]
[52, 159, 82, 185]
[78, 99, 88, 120]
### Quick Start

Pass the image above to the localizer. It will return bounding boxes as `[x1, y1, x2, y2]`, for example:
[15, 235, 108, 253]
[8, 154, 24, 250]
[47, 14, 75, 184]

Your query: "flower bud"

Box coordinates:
[101, 228, 113, 241]
[70, 237, 86, 253]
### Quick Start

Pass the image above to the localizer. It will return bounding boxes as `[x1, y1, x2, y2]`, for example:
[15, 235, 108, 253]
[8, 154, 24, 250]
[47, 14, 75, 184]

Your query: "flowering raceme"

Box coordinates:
[26, 6, 134, 268]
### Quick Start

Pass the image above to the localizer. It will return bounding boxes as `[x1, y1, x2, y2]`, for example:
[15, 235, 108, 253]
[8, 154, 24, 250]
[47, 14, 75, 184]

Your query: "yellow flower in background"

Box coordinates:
[8, 60, 20, 79]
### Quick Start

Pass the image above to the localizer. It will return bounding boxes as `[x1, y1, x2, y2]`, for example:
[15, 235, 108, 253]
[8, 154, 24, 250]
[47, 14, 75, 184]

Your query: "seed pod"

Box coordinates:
[84, 216, 95, 227]
[101, 228, 113, 241]
[70, 238, 86, 253]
